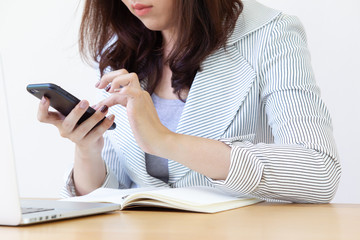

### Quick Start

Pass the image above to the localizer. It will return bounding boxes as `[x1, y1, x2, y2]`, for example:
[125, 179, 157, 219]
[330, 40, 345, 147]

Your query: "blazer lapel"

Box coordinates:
[114, 105, 168, 187]
[167, 0, 281, 184]
[168, 45, 256, 184]
[116, 0, 280, 186]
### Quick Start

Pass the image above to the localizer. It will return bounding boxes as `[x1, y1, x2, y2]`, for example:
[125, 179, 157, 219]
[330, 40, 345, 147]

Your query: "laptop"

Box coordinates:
[0, 54, 119, 226]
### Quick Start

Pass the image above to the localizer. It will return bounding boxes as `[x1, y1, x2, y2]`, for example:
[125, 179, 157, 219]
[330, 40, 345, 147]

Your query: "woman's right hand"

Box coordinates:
[37, 96, 114, 155]
[37, 96, 115, 195]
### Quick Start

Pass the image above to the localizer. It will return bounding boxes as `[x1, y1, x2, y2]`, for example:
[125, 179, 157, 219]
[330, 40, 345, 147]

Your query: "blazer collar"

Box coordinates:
[226, 0, 281, 45]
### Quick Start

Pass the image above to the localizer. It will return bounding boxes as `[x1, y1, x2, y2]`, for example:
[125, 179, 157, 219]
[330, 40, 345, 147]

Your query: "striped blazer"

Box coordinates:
[63, 0, 341, 203]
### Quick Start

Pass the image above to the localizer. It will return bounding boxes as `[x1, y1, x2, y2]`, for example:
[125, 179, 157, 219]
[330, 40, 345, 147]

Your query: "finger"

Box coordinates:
[71, 105, 110, 142]
[107, 74, 131, 92]
[83, 114, 115, 143]
[96, 69, 129, 89]
[95, 93, 128, 109]
[109, 72, 141, 92]
[60, 100, 89, 137]
[117, 85, 143, 99]
[37, 96, 63, 125]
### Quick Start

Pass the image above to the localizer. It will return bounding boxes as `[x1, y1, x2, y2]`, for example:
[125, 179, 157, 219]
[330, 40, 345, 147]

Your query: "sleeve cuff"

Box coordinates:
[207, 141, 264, 196]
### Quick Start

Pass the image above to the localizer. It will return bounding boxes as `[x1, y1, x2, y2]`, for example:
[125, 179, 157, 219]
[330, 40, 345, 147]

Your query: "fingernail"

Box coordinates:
[105, 84, 111, 92]
[95, 81, 100, 88]
[100, 105, 108, 113]
[41, 96, 47, 104]
[107, 114, 115, 121]
[79, 100, 88, 109]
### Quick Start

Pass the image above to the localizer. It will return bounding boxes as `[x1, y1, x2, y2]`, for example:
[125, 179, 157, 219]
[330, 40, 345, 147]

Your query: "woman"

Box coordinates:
[38, 0, 341, 202]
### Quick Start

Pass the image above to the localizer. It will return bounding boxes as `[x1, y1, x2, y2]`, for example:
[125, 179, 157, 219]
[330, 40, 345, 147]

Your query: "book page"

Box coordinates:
[123, 187, 262, 212]
[131, 187, 246, 205]
[62, 186, 262, 213]
[61, 187, 159, 205]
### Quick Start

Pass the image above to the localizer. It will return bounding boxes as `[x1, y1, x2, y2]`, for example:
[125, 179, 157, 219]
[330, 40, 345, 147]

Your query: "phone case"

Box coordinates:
[27, 83, 116, 130]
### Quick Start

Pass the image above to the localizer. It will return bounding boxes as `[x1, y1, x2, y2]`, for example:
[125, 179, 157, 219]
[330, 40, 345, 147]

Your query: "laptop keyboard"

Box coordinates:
[21, 207, 54, 214]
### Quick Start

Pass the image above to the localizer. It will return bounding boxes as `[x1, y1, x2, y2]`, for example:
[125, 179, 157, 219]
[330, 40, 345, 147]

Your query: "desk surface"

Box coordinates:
[1, 202, 359, 240]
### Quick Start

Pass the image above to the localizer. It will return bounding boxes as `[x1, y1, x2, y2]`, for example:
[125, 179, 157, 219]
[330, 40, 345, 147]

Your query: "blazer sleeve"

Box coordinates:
[209, 14, 341, 203]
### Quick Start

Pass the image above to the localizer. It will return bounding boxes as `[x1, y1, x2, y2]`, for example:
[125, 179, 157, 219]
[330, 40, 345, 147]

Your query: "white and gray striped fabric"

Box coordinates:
[62, 0, 341, 203]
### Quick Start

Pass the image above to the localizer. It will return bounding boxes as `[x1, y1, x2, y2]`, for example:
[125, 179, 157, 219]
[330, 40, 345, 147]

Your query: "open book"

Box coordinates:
[62, 186, 262, 213]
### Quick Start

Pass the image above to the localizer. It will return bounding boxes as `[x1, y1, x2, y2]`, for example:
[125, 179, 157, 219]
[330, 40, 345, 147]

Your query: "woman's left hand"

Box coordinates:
[95, 69, 173, 155]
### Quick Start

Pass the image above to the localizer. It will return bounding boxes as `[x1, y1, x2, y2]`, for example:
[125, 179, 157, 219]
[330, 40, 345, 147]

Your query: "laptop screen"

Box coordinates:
[0, 53, 22, 225]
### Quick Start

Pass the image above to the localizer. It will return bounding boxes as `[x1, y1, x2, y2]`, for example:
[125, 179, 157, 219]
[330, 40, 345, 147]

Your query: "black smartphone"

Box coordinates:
[26, 83, 116, 130]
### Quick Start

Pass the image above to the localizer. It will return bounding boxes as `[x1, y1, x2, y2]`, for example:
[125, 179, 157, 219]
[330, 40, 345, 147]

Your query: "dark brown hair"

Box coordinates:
[79, 0, 243, 98]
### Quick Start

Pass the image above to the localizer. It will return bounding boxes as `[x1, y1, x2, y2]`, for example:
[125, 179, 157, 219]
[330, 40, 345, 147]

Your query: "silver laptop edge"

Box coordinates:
[0, 53, 119, 226]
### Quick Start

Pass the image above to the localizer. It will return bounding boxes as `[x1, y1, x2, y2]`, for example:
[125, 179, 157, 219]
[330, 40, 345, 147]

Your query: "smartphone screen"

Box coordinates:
[27, 83, 116, 130]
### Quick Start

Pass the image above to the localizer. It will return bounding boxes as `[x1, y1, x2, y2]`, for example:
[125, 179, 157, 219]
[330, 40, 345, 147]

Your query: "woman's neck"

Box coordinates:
[162, 29, 177, 58]
[154, 29, 188, 100]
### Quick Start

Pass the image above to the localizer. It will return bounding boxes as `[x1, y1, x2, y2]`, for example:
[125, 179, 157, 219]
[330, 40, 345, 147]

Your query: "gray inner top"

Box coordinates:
[145, 93, 186, 183]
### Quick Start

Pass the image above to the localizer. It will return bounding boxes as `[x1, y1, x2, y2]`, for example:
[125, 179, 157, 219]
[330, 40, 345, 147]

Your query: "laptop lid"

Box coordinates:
[0, 53, 22, 225]
[0, 54, 119, 226]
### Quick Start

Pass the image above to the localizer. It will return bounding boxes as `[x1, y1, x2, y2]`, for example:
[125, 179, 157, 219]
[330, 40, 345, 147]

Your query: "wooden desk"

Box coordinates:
[0, 202, 359, 240]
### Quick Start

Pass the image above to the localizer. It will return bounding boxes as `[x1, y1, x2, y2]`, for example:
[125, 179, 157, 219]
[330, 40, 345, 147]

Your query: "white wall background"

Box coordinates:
[0, 0, 359, 203]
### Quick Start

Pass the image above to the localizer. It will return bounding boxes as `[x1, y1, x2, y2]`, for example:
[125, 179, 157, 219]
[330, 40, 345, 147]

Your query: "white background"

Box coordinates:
[0, 0, 359, 203]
